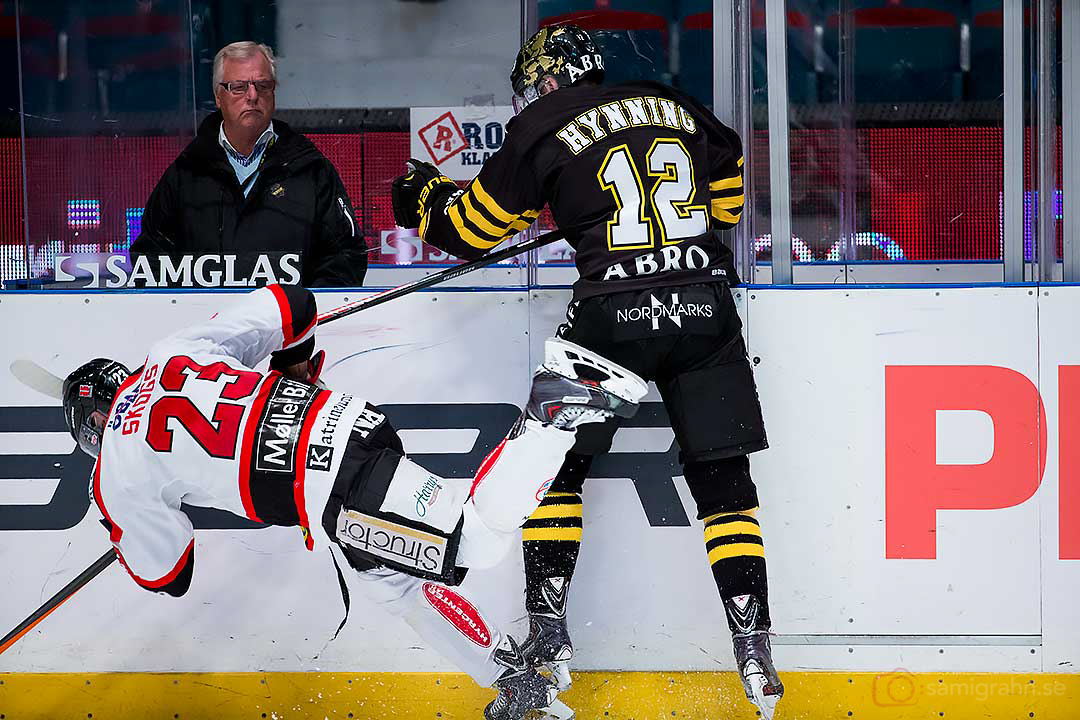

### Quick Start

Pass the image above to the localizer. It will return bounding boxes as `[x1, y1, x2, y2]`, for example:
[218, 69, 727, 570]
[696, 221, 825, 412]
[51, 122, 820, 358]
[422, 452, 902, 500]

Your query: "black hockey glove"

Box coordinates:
[391, 159, 458, 229]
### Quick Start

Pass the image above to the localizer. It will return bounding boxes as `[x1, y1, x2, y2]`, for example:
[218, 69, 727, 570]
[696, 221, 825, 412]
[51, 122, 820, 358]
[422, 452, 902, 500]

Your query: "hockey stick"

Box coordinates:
[0, 549, 117, 656]
[0, 362, 114, 655]
[317, 222, 582, 326]
[10, 359, 64, 400]
[8, 225, 581, 394]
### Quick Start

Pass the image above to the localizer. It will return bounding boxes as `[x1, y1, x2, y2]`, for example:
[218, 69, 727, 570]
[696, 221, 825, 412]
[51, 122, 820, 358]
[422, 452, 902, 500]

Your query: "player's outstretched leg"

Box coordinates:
[343, 558, 569, 720]
[517, 338, 646, 692]
[459, 339, 646, 570]
[726, 594, 784, 720]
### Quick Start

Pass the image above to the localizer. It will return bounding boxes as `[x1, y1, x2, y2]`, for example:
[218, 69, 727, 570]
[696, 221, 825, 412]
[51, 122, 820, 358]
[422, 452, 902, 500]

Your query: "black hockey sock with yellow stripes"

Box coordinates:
[522, 454, 590, 617]
[704, 507, 772, 633]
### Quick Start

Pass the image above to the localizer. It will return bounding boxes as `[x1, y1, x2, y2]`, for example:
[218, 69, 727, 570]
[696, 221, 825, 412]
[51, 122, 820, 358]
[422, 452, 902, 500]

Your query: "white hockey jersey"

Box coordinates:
[91, 285, 371, 593]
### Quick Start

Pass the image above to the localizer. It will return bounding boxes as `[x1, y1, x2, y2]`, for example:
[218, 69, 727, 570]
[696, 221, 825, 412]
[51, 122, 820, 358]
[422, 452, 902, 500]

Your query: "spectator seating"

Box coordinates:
[679, 0, 819, 108]
[79, 5, 191, 114]
[969, 1, 1061, 103]
[0, 4, 58, 115]
[538, 0, 672, 87]
[970, 0, 1004, 101]
[823, 1, 965, 103]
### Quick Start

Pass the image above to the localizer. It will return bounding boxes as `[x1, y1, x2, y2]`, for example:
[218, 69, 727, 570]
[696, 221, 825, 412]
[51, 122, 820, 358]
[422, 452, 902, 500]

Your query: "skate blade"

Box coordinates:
[529, 698, 575, 720]
[747, 676, 780, 720]
[549, 661, 572, 692]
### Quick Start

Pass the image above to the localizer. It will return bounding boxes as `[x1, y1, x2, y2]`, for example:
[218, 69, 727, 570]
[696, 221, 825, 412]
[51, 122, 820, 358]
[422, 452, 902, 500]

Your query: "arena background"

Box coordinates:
[1, 0, 1077, 718]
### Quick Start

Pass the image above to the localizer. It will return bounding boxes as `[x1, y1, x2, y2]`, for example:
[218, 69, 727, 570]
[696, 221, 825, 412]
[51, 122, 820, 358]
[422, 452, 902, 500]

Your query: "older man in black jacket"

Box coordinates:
[131, 41, 366, 288]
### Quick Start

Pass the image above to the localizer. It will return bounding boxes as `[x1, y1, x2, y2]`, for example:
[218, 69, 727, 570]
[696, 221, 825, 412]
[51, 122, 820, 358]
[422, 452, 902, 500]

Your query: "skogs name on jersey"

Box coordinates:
[109, 363, 160, 436]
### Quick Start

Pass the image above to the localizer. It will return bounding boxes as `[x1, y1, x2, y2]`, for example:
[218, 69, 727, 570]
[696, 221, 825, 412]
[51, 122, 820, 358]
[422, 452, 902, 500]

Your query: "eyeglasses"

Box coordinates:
[218, 79, 276, 96]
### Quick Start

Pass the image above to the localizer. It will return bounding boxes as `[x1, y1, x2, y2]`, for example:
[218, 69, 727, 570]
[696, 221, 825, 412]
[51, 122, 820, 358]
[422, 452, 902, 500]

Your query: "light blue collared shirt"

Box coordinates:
[219, 121, 277, 197]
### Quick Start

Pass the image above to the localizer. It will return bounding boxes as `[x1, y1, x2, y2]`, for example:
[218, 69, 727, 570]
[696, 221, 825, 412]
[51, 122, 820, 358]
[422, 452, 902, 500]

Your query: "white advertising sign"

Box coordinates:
[0, 287, 1076, 675]
[1031, 286, 1080, 671]
[409, 106, 514, 182]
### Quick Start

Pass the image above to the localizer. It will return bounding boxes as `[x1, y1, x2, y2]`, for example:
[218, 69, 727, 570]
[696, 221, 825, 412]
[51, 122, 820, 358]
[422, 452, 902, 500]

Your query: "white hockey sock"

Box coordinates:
[457, 419, 575, 569]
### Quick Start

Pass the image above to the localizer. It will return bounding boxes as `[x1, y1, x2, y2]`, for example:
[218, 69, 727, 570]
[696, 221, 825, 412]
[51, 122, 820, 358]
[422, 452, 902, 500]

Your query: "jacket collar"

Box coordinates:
[178, 111, 319, 173]
[219, 121, 277, 167]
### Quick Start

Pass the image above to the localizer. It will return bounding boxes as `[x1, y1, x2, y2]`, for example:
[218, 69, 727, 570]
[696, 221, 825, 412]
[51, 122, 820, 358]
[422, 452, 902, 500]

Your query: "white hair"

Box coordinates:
[213, 41, 277, 89]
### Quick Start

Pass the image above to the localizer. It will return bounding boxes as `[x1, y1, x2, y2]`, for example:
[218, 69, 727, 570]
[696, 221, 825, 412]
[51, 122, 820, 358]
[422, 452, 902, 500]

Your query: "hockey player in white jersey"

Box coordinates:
[61, 284, 647, 720]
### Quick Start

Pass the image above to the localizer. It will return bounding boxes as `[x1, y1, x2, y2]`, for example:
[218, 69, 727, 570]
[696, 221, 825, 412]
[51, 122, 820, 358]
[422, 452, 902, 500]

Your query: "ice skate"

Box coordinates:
[485, 636, 561, 720]
[526, 338, 648, 430]
[532, 697, 576, 720]
[521, 577, 574, 691]
[522, 613, 574, 691]
[726, 595, 784, 720]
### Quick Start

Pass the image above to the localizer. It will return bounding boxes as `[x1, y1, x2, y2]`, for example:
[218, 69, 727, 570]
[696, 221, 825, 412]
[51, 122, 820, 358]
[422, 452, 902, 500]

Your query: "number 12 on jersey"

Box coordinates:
[597, 139, 708, 251]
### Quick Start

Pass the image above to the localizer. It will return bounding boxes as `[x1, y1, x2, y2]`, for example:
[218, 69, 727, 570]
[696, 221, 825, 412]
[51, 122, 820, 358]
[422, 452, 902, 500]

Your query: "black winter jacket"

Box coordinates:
[131, 112, 367, 287]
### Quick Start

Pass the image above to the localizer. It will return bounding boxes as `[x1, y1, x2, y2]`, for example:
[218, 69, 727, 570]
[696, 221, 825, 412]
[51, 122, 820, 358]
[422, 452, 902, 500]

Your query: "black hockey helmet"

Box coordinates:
[511, 24, 605, 111]
[62, 358, 131, 457]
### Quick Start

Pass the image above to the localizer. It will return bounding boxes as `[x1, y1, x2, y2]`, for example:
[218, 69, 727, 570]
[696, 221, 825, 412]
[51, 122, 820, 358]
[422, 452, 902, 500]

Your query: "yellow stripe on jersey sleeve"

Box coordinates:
[711, 205, 742, 225]
[470, 178, 518, 225]
[461, 191, 511, 238]
[449, 203, 502, 250]
[709, 175, 743, 192]
[711, 193, 745, 210]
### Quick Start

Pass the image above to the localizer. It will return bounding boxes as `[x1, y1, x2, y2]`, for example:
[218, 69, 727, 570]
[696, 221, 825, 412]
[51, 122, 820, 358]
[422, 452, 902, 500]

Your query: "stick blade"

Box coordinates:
[10, 359, 65, 400]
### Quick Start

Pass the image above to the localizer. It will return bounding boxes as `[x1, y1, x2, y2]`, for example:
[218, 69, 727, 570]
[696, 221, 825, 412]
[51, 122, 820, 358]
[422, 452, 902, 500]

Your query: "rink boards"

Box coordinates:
[0, 285, 1078, 717]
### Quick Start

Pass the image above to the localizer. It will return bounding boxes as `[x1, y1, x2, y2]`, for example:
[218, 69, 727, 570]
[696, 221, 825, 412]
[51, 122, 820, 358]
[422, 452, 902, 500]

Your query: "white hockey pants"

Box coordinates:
[342, 418, 575, 686]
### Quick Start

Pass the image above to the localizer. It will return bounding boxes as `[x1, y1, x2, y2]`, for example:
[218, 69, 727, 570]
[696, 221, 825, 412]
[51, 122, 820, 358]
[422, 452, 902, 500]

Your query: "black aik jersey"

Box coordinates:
[419, 81, 745, 299]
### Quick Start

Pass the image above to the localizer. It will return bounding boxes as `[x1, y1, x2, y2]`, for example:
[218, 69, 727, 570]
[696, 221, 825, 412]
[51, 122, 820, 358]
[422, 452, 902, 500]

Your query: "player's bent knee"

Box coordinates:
[683, 454, 760, 519]
[351, 564, 424, 614]
[456, 500, 516, 569]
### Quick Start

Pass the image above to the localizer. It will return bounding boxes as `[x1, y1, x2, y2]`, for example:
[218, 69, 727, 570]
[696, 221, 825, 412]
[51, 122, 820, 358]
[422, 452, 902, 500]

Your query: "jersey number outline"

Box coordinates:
[597, 138, 709, 252]
[146, 356, 261, 458]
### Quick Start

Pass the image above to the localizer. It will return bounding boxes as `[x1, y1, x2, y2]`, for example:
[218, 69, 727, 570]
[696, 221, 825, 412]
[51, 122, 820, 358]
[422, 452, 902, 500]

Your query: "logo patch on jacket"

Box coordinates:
[421, 582, 492, 647]
[270, 183, 285, 198]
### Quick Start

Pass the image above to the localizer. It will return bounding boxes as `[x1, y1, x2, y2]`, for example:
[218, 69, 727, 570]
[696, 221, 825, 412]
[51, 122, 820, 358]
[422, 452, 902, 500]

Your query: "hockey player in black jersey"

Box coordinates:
[392, 24, 783, 720]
